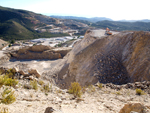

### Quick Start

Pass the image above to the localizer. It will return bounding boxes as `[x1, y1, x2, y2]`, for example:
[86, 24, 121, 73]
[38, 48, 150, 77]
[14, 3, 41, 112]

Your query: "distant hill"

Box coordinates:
[0, 6, 68, 41]
[118, 19, 150, 22]
[91, 20, 150, 31]
[50, 15, 113, 23]
[50, 15, 150, 31]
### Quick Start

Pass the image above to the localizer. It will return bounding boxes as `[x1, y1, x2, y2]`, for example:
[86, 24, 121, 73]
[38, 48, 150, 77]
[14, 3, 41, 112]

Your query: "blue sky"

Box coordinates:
[0, 0, 149, 20]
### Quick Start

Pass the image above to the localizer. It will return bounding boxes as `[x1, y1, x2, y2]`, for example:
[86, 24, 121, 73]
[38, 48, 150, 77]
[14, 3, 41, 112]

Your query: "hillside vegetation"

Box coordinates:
[0, 6, 68, 41]
[91, 20, 150, 31]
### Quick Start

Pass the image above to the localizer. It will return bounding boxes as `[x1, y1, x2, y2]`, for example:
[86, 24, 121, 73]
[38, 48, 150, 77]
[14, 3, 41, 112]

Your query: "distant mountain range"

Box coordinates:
[1, 5, 150, 41]
[118, 19, 150, 22]
[91, 20, 150, 31]
[50, 15, 113, 23]
[50, 15, 150, 23]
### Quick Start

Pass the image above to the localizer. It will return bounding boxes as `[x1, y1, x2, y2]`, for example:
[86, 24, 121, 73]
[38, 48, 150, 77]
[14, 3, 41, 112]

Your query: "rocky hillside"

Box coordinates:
[56, 30, 150, 89]
[0, 6, 87, 41]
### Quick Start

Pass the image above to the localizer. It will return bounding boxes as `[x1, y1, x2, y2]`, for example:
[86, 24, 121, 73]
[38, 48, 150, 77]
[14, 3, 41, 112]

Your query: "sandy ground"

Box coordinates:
[0, 83, 150, 113]
[91, 29, 119, 38]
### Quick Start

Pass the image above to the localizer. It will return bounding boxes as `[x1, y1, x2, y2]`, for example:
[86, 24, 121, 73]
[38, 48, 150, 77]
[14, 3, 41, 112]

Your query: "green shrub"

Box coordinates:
[6, 69, 15, 79]
[41, 83, 51, 93]
[0, 75, 18, 88]
[4, 77, 18, 87]
[30, 80, 38, 90]
[136, 88, 144, 95]
[0, 76, 6, 88]
[68, 82, 82, 98]
[8, 44, 11, 47]
[1, 88, 16, 104]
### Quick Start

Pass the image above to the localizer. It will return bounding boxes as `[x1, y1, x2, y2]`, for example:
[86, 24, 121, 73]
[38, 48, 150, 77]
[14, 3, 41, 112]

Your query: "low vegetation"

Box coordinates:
[0, 75, 18, 88]
[38, 80, 44, 86]
[0, 107, 9, 113]
[0, 87, 16, 105]
[136, 88, 145, 95]
[91, 20, 150, 31]
[88, 85, 96, 93]
[68, 82, 82, 98]
[30, 80, 38, 90]
[41, 83, 51, 93]
[97, 83, 103, 89]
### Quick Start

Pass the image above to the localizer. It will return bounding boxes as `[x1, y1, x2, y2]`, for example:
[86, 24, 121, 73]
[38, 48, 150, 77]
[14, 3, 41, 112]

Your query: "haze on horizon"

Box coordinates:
[0, 0, 149, 21]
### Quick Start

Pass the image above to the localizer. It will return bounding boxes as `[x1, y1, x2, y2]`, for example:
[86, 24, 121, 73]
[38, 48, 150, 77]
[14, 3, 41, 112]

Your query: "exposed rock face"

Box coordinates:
[10, 45, 71, 60]
[57, 30, 150, 89]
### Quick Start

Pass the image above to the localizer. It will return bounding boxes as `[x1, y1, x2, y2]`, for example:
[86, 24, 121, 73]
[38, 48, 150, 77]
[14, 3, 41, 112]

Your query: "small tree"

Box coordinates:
[10, 39, 15, 44]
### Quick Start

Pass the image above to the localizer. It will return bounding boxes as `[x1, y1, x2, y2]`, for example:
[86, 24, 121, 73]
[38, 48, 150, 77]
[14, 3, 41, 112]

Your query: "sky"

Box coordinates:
[0, 0, 149, 21]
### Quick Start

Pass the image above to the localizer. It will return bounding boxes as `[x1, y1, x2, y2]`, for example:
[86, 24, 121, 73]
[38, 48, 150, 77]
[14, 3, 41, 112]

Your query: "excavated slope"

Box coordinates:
[10, 45, 72, 60]
[57, 30, 150, 89]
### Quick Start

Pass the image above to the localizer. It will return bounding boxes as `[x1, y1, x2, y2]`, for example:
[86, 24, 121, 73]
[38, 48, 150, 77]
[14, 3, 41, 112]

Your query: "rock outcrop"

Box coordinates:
[56, 30, 150, 89]
[10, 45, 71, 60]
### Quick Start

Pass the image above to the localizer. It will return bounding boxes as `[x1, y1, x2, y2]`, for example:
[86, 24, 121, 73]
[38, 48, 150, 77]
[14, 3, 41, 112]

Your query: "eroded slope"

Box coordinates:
[57, 30, 150, 88]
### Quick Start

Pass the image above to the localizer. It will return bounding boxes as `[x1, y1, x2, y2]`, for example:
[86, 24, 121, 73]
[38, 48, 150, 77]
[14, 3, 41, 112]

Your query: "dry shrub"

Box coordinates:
[30, 80, 38, 90]
[82, 87, 86, 94]
[97, 83, 103, 89]
[68, 82, 82, 98]
[0, 107, 9, 113]
[41, 83, 52, 94]
[0, 75, 18, 88]
[1, 88, 16, 105]
[38, 80, 44, 86]
[6, 69, 15, 79]
[88, 85, 96, 93]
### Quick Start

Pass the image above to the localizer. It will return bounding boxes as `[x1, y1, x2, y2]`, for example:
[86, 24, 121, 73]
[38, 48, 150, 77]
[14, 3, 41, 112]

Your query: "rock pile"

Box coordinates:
[0, 67, 41, 80]
[101, 81, 150, 93]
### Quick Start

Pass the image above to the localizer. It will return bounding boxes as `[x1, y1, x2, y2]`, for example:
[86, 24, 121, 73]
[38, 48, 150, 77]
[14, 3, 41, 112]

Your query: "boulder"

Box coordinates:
[18, 70, 26, 75]
[44, 107, 55, 113]
[28, 69, 40, 78]
[12, 67, 19, 73]
[119, 103, 146, 113]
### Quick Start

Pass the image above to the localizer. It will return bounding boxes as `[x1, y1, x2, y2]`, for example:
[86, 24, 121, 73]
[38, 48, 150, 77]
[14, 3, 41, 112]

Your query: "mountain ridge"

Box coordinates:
[50, 15, 150, 23]
[0, 6, 69, 41]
